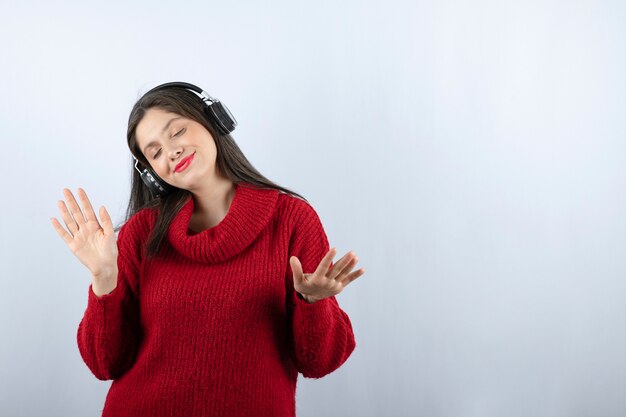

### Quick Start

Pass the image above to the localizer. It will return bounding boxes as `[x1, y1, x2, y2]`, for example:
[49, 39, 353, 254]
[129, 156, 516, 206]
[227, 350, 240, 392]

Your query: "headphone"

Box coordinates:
[132, 81, 238, 198]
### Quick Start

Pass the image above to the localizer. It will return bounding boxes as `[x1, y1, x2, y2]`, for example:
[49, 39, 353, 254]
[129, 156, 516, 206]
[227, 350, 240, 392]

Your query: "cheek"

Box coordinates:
[151, 160, 167, 176]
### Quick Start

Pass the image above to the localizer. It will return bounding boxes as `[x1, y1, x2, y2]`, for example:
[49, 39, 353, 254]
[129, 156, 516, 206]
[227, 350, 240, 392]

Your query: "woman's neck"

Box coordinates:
[188, 176, 236, 232]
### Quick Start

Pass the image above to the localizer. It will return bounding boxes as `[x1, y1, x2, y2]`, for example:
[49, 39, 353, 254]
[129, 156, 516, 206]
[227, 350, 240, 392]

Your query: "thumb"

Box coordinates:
[100, 206, 114, 236]
[290, 256, 303, 283]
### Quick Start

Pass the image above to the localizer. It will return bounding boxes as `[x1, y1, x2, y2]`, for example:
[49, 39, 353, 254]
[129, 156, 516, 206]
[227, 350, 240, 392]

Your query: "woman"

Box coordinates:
[51, 82, 364, 416]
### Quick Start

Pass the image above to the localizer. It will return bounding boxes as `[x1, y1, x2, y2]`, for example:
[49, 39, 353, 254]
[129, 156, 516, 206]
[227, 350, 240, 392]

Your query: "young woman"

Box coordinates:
[51, 82, 364, 416]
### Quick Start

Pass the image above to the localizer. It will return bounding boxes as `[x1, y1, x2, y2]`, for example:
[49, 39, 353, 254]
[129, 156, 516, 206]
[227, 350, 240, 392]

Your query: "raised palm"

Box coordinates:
[290, 247, 365, 303]
[51, 188, 118, 277]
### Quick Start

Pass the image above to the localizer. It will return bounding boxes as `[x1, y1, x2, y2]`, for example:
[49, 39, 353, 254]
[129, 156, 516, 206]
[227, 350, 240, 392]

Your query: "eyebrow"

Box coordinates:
[142, 117, 183, 154]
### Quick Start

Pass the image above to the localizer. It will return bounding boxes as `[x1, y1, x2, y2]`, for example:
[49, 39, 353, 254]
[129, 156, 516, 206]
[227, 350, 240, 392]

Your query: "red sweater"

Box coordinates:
[77, 182, 356, 416]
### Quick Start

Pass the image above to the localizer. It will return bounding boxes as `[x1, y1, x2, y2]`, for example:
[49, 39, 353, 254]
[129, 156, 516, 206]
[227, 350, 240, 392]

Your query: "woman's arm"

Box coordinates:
[77, 246, 142, 381]
[288, 291, 356, 378]
[52, 187, 147, 380]
[285, 200, 360, 378]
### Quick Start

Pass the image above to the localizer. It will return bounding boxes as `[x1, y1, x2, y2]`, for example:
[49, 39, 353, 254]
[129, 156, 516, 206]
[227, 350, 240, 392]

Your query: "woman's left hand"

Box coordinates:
[290, 248, 365, 304]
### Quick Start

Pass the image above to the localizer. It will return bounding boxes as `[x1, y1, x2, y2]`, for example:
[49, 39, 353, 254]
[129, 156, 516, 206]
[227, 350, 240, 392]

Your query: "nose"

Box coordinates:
[168, 146, 183, 160]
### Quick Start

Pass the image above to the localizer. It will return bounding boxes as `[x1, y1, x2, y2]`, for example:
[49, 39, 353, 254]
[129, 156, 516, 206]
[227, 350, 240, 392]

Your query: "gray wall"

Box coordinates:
[1, 0, 625, 416]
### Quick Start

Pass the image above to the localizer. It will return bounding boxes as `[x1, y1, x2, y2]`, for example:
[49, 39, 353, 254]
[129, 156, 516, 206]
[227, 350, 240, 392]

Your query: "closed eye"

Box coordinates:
[152, 128, 186, 159]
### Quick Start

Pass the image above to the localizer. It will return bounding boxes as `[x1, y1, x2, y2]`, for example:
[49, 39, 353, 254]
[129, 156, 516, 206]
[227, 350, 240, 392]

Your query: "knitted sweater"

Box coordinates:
[76, 182, 356, 417]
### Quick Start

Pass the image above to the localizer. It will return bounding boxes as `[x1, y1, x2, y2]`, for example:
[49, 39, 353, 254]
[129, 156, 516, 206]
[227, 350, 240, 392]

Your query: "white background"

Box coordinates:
[1, 0, 625, 416]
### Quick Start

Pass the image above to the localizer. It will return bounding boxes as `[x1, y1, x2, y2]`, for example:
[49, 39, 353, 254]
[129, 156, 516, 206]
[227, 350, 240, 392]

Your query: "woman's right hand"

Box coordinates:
[51, 188, 118, 292]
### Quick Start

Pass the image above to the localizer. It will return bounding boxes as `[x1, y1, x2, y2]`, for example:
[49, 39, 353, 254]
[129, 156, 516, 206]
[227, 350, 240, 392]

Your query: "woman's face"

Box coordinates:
[135, 107, 218, 191]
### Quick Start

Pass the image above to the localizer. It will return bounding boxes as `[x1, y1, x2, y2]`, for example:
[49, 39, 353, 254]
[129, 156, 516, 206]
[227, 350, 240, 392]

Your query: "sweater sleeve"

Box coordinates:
[76, 220, 144, 381]
[286, 199, 356, 379]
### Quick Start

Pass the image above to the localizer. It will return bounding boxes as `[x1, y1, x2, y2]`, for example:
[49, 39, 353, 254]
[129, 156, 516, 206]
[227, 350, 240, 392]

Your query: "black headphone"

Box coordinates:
[132, 81, 238, 198]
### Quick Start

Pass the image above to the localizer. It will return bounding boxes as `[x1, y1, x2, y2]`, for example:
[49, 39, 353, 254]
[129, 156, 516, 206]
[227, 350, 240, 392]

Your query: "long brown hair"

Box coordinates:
[116, 85, 306, 259]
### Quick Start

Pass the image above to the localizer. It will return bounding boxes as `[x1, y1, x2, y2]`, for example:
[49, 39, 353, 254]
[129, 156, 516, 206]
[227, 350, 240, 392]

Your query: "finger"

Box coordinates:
[63, 188, 87, 225]
[329, 251, 358, 280]
[50, 217, 73, 245]
[340, 267, 365, 286]
[290, 256, 304, 284]
[314, 247, 337, 277]
[100, 206, 114, 236]
[77, 187, 101, 225]
[57, 200, 78, 234]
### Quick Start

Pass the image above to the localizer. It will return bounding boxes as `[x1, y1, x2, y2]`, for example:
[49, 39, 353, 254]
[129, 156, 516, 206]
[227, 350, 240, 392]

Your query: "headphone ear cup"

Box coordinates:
[205, 101, 237, 134]
[138, 165, 174, 198]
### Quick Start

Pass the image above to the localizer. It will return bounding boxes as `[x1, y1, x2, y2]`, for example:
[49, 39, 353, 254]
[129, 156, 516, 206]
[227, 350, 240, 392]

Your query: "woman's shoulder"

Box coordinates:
[276, 191, 329, 255]
[277, 190, 313, 212]
[113, 207, 158, 266]
[117, 206, 157, 242]
[275, 191, 323, 228]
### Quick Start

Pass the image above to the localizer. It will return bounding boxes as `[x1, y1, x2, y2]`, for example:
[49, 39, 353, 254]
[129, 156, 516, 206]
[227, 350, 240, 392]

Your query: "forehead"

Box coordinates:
[135, 108, 185, 149]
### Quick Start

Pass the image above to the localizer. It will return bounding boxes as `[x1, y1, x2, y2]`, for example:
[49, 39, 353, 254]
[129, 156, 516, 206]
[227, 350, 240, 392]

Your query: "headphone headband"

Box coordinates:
[142, 81, 237, 135]
[144, 81, 216, 104]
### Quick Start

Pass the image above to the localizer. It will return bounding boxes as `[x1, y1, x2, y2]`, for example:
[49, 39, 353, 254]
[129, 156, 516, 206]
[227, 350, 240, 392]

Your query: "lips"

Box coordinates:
[175, 153, 195, 173]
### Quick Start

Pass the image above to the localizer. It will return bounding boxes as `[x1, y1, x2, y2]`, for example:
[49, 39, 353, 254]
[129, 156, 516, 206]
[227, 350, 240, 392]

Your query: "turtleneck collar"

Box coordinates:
[167, 182, 279, 264]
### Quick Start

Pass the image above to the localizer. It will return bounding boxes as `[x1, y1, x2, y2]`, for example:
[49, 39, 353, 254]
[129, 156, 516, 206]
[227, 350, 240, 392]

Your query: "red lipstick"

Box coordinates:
[175, 153, 195, 173]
